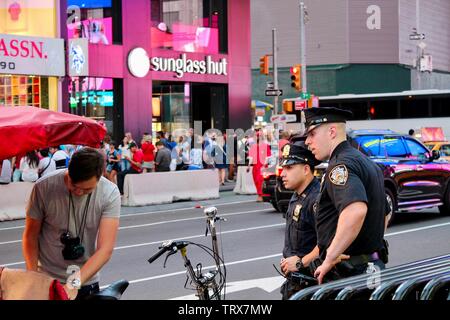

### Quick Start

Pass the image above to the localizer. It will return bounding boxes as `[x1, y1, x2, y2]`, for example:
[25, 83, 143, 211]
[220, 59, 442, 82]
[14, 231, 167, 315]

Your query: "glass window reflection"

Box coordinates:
[151, 0, 227, 54]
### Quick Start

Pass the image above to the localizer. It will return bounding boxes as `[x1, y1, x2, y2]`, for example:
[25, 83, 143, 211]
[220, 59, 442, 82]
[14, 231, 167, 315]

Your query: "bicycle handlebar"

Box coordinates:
[148, 240, 189, 264]
[148, 246, 169, 264]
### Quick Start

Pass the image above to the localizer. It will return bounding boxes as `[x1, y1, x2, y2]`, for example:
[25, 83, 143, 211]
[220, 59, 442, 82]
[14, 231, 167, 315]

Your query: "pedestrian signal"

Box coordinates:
[290, 64, 301, 91]
[259, 55, 269, 75]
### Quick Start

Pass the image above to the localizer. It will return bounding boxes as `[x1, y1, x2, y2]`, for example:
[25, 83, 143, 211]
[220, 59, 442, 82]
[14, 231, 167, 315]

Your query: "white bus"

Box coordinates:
[283, 89, 450, 140]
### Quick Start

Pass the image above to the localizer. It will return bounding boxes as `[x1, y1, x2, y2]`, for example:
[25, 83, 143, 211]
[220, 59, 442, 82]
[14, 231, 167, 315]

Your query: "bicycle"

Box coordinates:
[148, 207, 227, 300]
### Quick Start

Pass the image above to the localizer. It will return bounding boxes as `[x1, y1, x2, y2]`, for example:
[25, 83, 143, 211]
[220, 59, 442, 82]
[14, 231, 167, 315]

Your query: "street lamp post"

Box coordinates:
[409, 27, 426, 90]
[272, 28, 279, 117]
[299, 2, 307, 94]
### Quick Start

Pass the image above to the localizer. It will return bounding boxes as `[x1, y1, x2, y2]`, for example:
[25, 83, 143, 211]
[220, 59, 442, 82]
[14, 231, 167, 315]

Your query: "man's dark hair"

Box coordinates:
[408, 129, 415, 136]
[68, 147, 105, 183]
[40, 148, 50, 158]
[156, 141, 165, 147]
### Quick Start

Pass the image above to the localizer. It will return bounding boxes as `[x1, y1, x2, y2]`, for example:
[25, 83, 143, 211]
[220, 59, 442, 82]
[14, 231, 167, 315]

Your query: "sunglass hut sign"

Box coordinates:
[151, 54, 228, 78]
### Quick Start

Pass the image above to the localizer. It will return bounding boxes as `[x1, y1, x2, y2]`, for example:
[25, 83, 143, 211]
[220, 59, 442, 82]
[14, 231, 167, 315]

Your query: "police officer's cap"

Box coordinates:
[303, 107, 353, 134]
[280, 142, 321, 167]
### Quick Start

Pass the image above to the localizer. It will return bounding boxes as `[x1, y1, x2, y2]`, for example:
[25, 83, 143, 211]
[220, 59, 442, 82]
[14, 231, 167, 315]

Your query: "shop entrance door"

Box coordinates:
[192, 84, 228, 133]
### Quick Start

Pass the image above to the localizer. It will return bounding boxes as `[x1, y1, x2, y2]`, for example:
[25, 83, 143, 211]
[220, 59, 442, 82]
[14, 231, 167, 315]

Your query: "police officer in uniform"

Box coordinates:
[279, 140, 321, 299]
[303, 107, 389, 284]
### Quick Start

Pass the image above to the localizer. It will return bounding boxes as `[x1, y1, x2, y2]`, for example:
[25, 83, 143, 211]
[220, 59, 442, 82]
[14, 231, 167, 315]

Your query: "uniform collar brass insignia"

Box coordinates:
[329, 164, 348, 186]
[313, 202, 318, 215]
[282, 145, 290, 158]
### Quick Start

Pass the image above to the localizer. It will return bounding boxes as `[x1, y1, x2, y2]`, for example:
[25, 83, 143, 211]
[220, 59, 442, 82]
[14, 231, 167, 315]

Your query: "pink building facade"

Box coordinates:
[62, 0, 252, 142]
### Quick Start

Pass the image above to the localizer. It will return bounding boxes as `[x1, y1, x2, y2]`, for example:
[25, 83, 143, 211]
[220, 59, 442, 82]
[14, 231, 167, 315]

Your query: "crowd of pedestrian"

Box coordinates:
[0, 128, 292, 202]
[0, 145, 74, 185]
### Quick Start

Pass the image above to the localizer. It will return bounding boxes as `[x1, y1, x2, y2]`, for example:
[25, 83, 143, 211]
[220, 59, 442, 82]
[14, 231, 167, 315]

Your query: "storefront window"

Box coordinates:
[0, 75, 55, 109]
[151, 0, 227, 54]
[69, 76, 115, 133]
[152, 82, 191, 134]
[0, 0, 57, 37]
[67, 0, 122, 45]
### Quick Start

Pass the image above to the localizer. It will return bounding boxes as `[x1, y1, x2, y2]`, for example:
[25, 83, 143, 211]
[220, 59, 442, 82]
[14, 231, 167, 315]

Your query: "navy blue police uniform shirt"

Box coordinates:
[316, 141, 386, 259]
[283, 178, 320, 258]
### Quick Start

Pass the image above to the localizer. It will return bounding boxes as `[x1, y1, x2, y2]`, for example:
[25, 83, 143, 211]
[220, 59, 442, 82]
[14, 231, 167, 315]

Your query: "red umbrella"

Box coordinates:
[0, 106, 107, 160]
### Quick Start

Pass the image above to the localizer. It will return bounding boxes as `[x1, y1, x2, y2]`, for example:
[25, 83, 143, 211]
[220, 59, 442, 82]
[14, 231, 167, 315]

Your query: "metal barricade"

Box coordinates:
[290, 254, 450, 301]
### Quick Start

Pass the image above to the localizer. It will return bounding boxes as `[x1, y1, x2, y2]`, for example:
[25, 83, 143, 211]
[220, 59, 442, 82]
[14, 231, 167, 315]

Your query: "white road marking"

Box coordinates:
[170, 276, 285, 300]
[119, 208, 273, 230]
[0, 223, 284, 267]
[120, 200, 260, 218]
[0, 200, 269, 232]
[105, 253, 283, 289]
[115, 223, 284, 250]
[2, 218, 450, 272]
[0, 208, 275, 245]
[385, 222, 450, 237]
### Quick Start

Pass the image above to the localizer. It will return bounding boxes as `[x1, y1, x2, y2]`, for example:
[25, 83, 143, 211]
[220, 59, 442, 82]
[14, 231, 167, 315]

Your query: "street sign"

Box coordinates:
[266, 82, 274, 90]
[265, 89, 283, 96]
[295, 100, 307, 110]
[299, 92, 311, 99]
[270, 114, 297, 123]
[409, 33, 425, 40]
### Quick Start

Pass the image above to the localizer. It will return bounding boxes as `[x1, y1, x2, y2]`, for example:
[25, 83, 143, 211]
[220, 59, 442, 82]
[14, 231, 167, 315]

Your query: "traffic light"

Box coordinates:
[369, 106, 376, 118]
[282, 100, 293, 113]
[259, 55, 269, 75]
[290, 64, 301, 91]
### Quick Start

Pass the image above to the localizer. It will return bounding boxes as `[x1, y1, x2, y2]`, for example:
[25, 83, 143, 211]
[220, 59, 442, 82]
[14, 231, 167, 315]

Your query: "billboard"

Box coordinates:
[0, 33, 65, 76]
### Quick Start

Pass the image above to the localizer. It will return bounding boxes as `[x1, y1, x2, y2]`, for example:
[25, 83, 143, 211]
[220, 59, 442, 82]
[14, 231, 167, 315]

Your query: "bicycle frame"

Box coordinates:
[148, 207, 226, 300]
[179, 246, 221, 300]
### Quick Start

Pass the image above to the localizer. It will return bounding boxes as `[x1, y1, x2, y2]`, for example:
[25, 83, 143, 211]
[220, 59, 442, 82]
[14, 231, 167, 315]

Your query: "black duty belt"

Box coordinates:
[347, 252, 380, 266]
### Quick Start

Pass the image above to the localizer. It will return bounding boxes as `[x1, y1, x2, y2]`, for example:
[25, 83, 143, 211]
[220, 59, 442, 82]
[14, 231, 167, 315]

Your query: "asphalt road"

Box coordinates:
[1, 191, 450, 300]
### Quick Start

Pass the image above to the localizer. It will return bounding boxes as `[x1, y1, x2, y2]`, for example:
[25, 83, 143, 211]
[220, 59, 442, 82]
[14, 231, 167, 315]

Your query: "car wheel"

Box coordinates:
[438, 184, 450, 216]
[385, 189, 396, 227]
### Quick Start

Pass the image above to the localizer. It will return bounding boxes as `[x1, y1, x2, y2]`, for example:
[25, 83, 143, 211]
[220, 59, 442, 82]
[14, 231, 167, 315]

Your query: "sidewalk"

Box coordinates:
[219, 179, 236, 192]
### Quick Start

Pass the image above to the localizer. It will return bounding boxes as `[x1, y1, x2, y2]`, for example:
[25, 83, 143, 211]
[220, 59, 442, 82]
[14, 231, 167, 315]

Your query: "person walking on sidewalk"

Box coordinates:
[246, 130, 271, 202]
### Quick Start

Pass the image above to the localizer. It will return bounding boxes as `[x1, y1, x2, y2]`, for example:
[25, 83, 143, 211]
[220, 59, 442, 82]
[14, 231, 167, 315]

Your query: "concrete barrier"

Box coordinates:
[121, 169, 220, 206]
[233, 166, 257, 195]
[0, 182, 34, 221]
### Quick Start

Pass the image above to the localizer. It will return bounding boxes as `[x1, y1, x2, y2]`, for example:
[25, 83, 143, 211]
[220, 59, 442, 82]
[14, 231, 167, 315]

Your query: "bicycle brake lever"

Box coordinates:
[163, 250, 176, 268]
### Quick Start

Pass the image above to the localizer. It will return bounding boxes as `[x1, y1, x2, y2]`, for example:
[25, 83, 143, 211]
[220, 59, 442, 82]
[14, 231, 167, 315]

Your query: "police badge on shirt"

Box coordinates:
[293, 204, 302, 222]
[329, 165, 348, 186]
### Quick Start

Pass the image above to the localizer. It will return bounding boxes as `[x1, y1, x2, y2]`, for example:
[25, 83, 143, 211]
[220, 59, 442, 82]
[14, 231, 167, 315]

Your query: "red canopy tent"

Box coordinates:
[0, 106, 107, 160]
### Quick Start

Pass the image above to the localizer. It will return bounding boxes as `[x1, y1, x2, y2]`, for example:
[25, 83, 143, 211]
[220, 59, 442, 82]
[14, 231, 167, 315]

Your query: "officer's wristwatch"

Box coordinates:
[296, 257, 304, 271]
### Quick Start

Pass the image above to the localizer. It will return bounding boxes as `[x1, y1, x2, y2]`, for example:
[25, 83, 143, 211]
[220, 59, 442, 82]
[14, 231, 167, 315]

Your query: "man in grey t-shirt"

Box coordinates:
[155, 141, 171, 172]
[23, 147, 121, 300]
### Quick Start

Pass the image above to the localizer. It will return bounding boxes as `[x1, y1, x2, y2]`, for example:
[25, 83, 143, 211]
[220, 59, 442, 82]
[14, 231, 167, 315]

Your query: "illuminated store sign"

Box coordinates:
[0, 34, 65, 76]
[128, 47, 150, 78]
[150, 54, 228, 78]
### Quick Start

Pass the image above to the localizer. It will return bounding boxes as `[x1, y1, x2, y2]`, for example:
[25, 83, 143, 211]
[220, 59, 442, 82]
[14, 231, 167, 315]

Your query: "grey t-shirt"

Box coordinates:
[155, 147, 171, 171]
[26, 170, 121, 285]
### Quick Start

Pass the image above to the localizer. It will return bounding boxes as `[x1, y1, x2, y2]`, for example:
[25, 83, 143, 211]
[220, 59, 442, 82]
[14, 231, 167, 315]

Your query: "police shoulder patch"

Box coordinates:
[329, 164, 348, 186]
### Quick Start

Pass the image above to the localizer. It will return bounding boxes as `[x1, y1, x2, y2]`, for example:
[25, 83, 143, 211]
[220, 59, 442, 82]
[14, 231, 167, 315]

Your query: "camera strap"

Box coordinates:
[68, 193, 92, 243]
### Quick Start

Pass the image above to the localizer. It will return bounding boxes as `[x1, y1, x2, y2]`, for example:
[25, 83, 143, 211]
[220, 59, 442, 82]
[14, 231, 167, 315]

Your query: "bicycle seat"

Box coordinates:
[85, 279, 129, 300]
